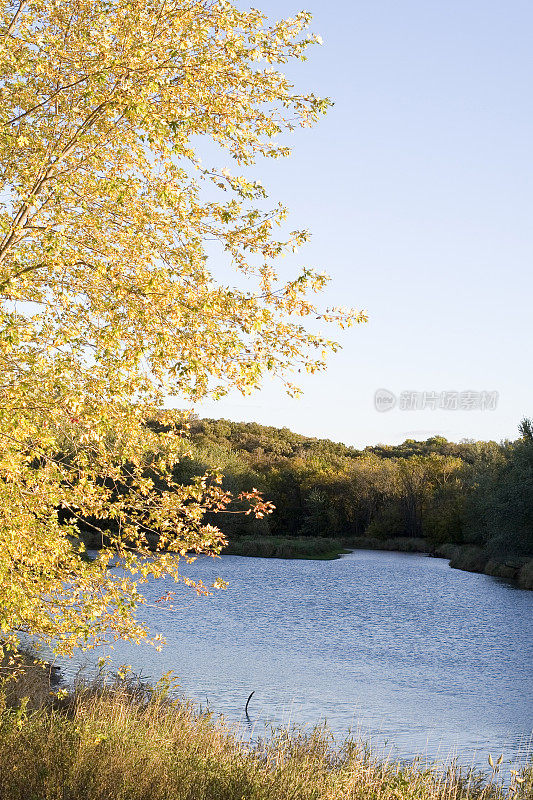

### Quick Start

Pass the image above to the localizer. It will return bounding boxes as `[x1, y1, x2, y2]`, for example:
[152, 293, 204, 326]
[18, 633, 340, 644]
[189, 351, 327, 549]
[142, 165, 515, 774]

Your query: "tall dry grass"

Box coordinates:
[0, 678, 530, 800]
[0, 645, 60, 711]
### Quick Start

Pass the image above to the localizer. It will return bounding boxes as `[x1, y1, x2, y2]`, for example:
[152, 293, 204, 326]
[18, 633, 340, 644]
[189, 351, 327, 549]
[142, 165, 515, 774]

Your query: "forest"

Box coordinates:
[141, 415, 533, 587]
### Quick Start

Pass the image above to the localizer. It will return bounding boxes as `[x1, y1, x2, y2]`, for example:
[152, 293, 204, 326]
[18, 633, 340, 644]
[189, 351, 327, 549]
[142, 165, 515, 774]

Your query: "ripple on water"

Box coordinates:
[54, 549, 532, 769]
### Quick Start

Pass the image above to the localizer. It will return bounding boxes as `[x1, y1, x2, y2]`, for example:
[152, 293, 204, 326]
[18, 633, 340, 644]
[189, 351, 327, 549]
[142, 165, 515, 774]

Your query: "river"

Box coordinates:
[58, 549, 533, 770]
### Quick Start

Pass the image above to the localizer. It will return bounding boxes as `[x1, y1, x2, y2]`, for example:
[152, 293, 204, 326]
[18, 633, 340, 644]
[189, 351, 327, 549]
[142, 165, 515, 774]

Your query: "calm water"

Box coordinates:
[60, 550, 533, 768]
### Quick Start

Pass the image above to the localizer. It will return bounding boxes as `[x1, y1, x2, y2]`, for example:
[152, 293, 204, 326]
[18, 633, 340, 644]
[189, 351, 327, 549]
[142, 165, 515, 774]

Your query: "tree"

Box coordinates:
[463, 419, 533, 557]
[0, 0, 365, 655]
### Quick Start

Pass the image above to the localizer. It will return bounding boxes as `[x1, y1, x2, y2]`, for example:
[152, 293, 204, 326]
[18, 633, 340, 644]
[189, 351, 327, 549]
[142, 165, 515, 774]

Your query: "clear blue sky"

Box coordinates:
[192, 0, 533, 448]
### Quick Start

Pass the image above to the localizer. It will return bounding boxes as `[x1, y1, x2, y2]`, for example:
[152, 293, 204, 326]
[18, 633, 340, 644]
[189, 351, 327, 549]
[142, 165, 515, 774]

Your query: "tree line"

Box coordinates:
[167, 417, 533, 570]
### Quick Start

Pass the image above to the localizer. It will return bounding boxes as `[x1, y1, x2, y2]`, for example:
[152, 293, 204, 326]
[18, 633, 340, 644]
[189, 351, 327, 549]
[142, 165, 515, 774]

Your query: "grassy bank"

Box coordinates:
[223, 535, 428, 560]
[224, 536, 351, 560]
[432, 544, 533, 590]
[333, 536, 533, 589]
[0, 680, 530, 800]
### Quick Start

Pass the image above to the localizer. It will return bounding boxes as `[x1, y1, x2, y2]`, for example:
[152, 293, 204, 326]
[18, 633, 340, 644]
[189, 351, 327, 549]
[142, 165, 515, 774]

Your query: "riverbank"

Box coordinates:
[223, 536, 533, 589]
[340, 536, 533, 589]
[1, 678, 530, 800]
[432, 543, 533, 590]
[224, 536, 351, 560]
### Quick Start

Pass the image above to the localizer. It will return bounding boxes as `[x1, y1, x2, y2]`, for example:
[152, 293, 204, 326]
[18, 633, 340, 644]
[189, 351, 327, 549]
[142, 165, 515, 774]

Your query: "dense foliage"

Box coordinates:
[164, 417, 533, 567]
[0, 0, 364, 654]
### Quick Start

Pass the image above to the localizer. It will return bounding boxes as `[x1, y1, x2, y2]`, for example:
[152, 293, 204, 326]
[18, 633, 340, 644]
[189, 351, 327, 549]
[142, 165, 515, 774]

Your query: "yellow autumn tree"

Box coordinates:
[0, 0, 365, 655]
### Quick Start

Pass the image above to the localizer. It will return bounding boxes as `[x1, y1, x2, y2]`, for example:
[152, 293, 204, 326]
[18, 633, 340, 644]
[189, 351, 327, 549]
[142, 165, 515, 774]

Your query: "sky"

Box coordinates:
[190, 0, 533, 448]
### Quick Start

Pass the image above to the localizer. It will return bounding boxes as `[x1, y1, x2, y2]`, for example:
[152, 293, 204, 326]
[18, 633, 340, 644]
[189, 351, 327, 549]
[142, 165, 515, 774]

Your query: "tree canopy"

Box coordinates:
[177, 417, 533, 575]
[0, 0, 365, 654]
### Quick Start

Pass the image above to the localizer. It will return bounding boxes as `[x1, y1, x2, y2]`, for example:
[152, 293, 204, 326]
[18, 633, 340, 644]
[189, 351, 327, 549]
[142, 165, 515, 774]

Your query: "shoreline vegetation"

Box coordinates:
[0, 669, 531, 800]
[223, 536, 533, 589]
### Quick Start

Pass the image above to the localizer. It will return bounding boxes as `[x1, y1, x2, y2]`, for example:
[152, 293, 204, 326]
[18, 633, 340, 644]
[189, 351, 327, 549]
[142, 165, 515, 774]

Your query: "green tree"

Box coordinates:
[464, 420, 533, 558]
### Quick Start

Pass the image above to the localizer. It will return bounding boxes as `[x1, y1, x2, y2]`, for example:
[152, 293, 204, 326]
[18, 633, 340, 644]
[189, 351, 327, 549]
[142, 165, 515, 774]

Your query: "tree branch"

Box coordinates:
[2, 0, 27, 38]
